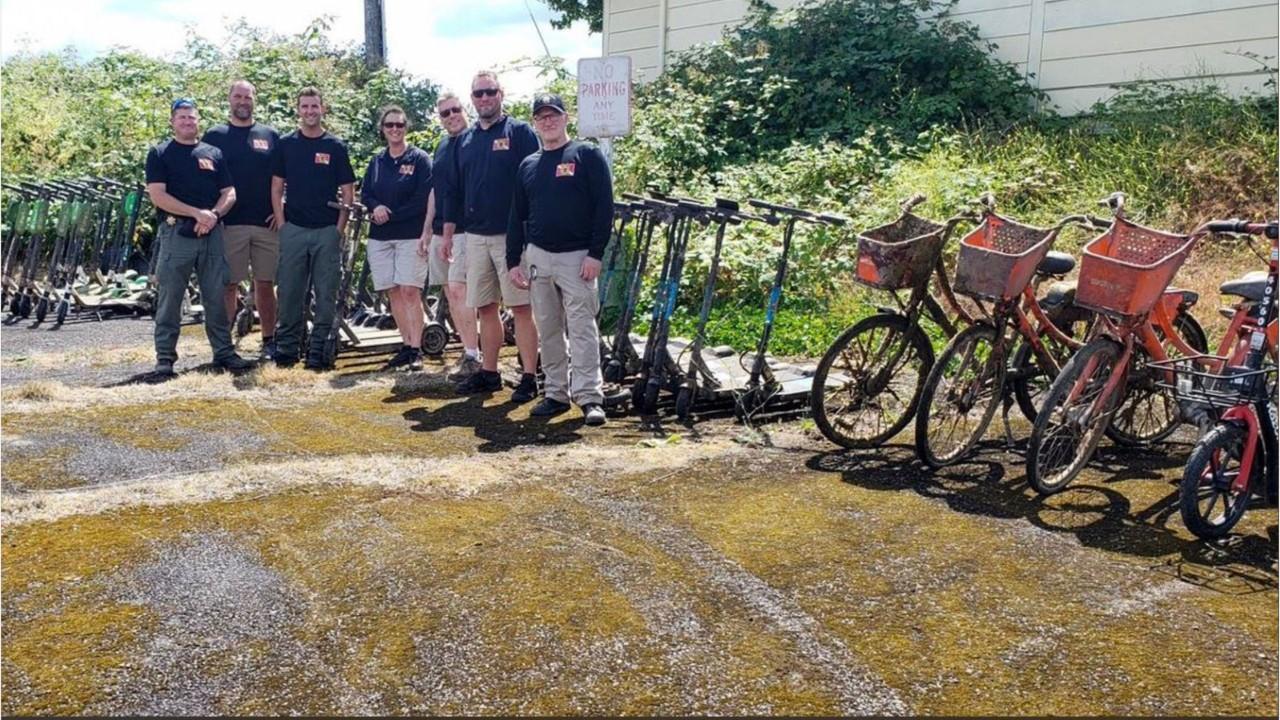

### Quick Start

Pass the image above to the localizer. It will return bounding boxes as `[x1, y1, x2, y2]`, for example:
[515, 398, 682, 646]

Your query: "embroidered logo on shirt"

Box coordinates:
[315, 152, 331, 165]
[492, 138, 510, 151]
[252, 138, 270, 151]
[197, 157, 215, 171]
[399, 163, 415, 175]
[555, 162, 576, 178]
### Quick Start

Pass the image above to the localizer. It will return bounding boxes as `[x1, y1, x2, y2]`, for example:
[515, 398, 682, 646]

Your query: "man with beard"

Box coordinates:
[202, 79, 282, 359]
[440, 71, 541, 402]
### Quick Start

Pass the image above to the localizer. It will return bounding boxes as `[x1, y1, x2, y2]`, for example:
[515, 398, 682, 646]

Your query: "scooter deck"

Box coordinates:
[624, 333, 819, 399]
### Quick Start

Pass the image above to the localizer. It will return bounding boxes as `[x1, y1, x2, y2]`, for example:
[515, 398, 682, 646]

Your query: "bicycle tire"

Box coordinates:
[1179, 422, 1255, 539]
[810, 313, 934, 449]
[1027, 337, 1122, 495]
[916, 323, 1003, 468]
[1106, 310, 1208, 446]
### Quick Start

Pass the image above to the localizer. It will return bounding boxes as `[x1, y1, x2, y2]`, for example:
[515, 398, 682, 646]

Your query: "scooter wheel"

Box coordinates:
[603, 360, 622, 384]
[376, 315, 397, 331]
[19, 295, 32, 318]
[675, 387, 693, 420]
[422, 323, 448, 356]
[234, 309, 253, 339]
[35, 297, 48, 322]
[55, 303, 68, 327]
[502, 310, 516, 346]
[642, 380, 660, 414]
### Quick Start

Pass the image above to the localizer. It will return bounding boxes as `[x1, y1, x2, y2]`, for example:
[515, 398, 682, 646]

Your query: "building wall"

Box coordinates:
[602, 0, 1279, 113]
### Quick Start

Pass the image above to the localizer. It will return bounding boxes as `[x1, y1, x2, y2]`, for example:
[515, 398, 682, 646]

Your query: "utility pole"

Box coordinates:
[364, 0, 386, 69]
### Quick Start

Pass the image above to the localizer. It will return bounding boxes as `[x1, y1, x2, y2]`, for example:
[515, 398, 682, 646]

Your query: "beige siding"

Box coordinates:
[602, 0, 1279, 112]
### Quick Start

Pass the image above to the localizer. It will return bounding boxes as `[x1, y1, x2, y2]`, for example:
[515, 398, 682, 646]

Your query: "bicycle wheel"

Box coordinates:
[1179, 423, 1255, 539]
[915, 323, 1003, 468]
[810, 313, 934, 449]
[1107, 311, 1208, 446]
[1027, 338, 1122, 495]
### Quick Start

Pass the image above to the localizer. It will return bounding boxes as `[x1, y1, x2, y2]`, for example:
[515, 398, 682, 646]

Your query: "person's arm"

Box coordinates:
[270, 176, 285, 231]
[336, 144, 358, 232]
[147, 183, 214, 223]
[337, 183, 354, 235]
[586, 146, 615, 261]
[418, 190, 435, 256]
[359, 158, 378, 213]
[506, 165, 530, 270]
[209, 151, 236, 229]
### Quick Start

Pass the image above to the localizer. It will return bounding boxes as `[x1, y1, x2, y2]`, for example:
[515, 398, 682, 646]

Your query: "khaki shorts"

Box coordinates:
[223, 225, 279, 283]
[465, 232, 529, 308]
[428, 233, 468, 286]
[367, 237, 430, 291]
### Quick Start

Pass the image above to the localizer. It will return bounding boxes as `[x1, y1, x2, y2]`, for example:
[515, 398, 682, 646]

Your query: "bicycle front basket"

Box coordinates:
[854, 213, 947, 291]
[953, 214, 1055, 302]
[1075, 217, 1193, 318]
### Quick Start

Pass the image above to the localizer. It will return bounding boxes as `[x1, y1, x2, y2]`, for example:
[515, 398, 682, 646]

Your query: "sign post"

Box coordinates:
[577, 56, 633, 167]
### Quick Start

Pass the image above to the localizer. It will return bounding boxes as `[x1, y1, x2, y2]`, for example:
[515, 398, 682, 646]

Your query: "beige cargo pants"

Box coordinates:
[526, 244, 604, 406]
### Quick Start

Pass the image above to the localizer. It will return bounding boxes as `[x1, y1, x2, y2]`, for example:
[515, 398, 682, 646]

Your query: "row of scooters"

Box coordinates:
[1, 177, 158, 327]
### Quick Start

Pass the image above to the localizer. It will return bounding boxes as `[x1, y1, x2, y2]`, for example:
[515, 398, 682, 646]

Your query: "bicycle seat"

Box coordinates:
[1040, 280, 1076, 308]
[1219, 271, 1269, 302]
[1036, 251, 1075, 276]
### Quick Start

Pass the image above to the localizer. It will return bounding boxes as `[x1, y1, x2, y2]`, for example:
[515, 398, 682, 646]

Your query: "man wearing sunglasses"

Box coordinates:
[270, 86, 356, 370]
[145, 98, 254, 377]
[441, 70, 541, 402]
[421, 91, 481, 382]
[507, 94, 612, 426]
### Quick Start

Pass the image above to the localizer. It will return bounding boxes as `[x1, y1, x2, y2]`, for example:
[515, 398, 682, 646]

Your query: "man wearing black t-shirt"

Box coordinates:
[144, 98, 254, 377]
[270, 86, 356, 370]
[507, 94, 612, 426]
[202, 80, 282, 359]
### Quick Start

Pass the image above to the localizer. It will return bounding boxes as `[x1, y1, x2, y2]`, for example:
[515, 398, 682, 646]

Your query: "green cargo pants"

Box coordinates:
[275, 222, 341, 364]
[153, 222, 234, 363]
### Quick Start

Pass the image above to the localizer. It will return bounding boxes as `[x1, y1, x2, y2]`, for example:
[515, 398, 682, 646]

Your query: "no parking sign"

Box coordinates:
[576, 56, 633, 139]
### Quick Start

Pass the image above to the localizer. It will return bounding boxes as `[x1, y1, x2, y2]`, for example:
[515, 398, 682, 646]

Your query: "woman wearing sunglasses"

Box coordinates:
[360, 105, 434, 371]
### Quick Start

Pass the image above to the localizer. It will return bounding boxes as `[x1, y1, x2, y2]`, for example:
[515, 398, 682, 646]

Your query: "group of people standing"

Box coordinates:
[143, 70, 612, 426]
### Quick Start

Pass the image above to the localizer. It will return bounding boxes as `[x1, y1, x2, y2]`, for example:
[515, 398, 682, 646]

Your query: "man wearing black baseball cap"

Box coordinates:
[144, 98, 254, 377]
[507, 93, 613, 426]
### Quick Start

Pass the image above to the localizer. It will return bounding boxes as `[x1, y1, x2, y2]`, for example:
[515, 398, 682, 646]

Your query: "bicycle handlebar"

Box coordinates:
[1202, 219, 1279, 238]
[1097, 191, 1126, 213]
[900, 194, 926, 213]
[326, 200, 368, 213]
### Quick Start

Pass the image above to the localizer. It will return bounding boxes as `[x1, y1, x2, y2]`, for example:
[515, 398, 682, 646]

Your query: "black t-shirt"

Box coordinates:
[144, 139, 233, 214]
[201, 122, 281, 227]
[445, 116, 539, 235]
[360, 145, 432, 240]
[271, 130, 356, 228]
[431, 135, 463, 235]
[507, 140, 614, 267]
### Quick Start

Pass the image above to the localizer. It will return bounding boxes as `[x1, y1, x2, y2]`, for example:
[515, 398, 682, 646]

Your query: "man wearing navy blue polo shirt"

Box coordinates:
[270, 86, 356, 370]
[144, 98, 254, 377]
[441, 70, 541, 402]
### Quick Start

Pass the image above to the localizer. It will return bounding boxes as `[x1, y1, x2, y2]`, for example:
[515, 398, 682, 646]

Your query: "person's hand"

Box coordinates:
[372, 205, 392, 225]
[509, 266, 529, 290]
[269, 213, 284, 232]
[195, 209, 218, 235]
[417, 235, 430, 257]
[438, 235, 453, 262]
[580, 256, 602, 282]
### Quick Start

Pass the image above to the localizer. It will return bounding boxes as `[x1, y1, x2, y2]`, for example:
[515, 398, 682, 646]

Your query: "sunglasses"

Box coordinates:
[438, 107, 463, 118]
[382, 121, 406, 129]
[471, 88, 500, 98]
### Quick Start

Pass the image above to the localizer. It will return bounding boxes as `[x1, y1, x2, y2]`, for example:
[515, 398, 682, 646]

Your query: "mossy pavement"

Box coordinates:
[1, 323, 1275, 715]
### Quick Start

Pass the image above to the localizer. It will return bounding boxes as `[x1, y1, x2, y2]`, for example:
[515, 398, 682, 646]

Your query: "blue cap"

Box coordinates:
[170, 98, 196, 113]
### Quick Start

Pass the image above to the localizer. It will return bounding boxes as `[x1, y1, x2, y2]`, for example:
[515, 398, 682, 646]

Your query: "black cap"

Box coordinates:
[531, 93, 566, 115]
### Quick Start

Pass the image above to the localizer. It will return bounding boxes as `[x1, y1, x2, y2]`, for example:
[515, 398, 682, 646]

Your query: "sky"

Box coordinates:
[0, 0, 602, 99]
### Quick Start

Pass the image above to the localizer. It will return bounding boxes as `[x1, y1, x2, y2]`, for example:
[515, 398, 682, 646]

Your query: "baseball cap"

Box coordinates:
[170, 98, 196, 113]
[531, 94, 566, 115]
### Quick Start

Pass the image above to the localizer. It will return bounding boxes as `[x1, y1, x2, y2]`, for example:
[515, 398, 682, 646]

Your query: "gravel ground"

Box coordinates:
[1, 316, 1276, 716]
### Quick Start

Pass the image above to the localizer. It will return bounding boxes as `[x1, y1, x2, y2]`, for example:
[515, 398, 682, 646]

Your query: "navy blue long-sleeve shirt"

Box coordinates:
[507, 140, 614, 267]
[360, 144, 432, 240]
[443, 115, 539, 236]
[431, 134, 463, 236]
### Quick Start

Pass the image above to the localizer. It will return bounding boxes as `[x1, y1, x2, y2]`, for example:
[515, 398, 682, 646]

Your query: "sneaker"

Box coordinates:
[511, 373, 538, 404]
[258, 337, 277, 361]
[153, 360, 176, 377]
[383, 346, 415, 370]
[456, 369, 502, 394]
[530, 398, 571, 417]
[216, 354, 256, 372]
[582, 403, 607, 427]
[447, 353, 483, 382]
[406, 349, 423, 372]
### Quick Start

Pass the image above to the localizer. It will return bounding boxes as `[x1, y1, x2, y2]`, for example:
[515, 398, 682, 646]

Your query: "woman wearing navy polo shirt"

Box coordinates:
[361, 105, 433, 371]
